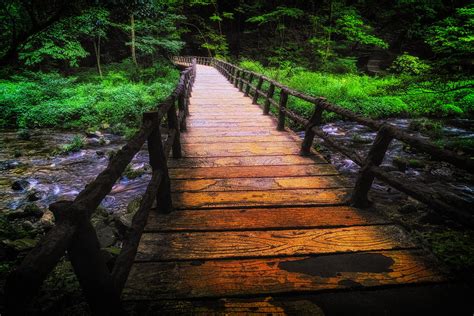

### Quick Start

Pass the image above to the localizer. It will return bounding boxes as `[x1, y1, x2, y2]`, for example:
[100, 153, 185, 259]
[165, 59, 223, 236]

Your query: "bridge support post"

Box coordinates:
[167, 97, 182, 158]
[351, 125, 393, 207]
[301, 99, 325, 155]
[264, 83, 275, 115]
[253, 77, 264, 104]
[277, 89, 288, 131]
[245, 73, 254, 96]
[144, 112, 173, 213]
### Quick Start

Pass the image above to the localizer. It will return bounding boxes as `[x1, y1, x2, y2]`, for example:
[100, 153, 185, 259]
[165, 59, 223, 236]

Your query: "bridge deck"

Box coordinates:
[122, 65, 446, 313]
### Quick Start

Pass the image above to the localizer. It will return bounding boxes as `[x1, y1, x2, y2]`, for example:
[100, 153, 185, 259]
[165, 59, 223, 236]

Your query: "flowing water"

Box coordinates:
[297, 118, 474, 206]
[0, 129, 150, 215]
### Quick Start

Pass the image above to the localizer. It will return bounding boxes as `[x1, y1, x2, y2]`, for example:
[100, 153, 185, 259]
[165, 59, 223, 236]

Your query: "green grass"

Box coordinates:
[239, 60, 473, 121]
[0, 58, 179, 133]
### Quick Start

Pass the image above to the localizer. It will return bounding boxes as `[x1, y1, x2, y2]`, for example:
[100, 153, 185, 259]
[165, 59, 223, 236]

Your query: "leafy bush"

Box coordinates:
[390, 53, 431, 76]
[239, 59, 471, 120]
[322, 57, 358, 74]
[0, 59, 179, 131]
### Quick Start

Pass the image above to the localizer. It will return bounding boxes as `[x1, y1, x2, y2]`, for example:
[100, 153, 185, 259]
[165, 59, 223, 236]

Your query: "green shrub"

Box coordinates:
[390, 53, 431, 76]
[322, 57, 358, 74]
[57, 135, 85, 154]
[0, 59, 179, 130]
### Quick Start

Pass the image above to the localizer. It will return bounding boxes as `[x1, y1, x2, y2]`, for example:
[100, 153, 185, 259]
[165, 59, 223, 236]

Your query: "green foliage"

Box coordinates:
[0, 59, 179, 131]
[390, 53, 431, 76]
[322, 57, 358, 74]
[335, 8, 388, 49]
[246, 6, 304, 25]
[57, 135, 85, 155]
[19, 8, 111, 67]
[239, 59, 472, 119]
[420, 229, 474, 274]
[426, 5, 474, 66]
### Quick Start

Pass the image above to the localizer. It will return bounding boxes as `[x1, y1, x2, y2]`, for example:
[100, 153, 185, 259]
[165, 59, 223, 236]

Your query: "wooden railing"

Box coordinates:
[176, 56, 473, 227]
[5, 58, 196, 315]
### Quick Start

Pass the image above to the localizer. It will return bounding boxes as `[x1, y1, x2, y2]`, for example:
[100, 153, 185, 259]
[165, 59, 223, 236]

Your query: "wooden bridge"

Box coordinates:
[5, 57, 473, 315]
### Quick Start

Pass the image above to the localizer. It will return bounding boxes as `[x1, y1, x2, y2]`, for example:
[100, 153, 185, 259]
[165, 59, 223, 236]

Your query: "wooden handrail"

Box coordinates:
[5, 58, 197, 314]
[176, 56, 473, 226]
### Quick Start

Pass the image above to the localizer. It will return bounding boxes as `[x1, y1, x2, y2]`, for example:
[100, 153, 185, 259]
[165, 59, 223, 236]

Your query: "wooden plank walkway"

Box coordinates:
[122, 65, 445, 314]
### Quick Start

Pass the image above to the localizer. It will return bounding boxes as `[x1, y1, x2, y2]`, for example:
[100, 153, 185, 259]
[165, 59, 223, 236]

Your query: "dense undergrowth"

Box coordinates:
[239, 60, 473, 121]
[0, 59, 179, 135]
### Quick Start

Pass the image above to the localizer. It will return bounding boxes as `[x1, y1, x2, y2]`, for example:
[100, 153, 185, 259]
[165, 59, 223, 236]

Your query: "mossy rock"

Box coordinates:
[3, 238, 38, 252]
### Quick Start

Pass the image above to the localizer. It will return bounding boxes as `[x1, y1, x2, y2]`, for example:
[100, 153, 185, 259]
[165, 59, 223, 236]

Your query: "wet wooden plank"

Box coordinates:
[182, 142, 302, 157]
[184, 128, 287, 137]
[181, 135, 295, 144]
[172, 188, 350, 209]
[168, 155, 326, 168]
[136, 225, 413, 261]
[124, 297, 324, 315]
[171, 176, 350, 192]
[146, 206, 389, 232]
[186, 121, 276, 128]
[123, 250, 444, 300]
[169, 165, 338, 179]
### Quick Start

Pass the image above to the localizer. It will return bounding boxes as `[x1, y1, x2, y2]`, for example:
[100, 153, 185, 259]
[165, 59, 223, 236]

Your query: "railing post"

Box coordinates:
[301, 98, 325, 155]
[178, 92, 187, 131]
[351, 124, 393, 207]
[245, 73, 254, 96]
[234, 69, 240, 88]
[277, 89, 288, 131]
[66, 203, 125, 315]
[253, 77, 264, 104]
[167, 97, 182, 158]
[264, 83, 275, 115]
[144, 112, 173, 213]
[238, 72, 245, 91]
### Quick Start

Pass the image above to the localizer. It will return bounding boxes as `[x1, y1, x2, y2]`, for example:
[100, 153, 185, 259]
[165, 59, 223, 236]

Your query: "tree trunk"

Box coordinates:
[325, 0, 333, 63]
[93, 36, 103, 78]
[131, 14, 137, 66]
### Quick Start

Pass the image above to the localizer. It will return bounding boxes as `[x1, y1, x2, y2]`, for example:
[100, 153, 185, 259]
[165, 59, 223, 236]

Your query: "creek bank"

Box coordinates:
[0, 128, 153, 282]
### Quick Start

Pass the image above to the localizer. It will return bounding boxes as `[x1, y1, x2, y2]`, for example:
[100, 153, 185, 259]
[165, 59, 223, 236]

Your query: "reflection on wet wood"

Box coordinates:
[145, 206, 389, 231]
[123, 250, 443, 300]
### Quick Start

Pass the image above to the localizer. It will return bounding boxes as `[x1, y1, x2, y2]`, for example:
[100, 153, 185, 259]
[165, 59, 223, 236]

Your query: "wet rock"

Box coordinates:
[96, 150, 105, 157]
[24, 203, 44, 218]
[14, 150, 22, 158]
[11, 179, 29, 191]
[114, 197, 141, 238]
[86, 136, 110, 147]
[27, 190, 43, 201]
[3, 238, 38, 252]
[398, 204, 418, 214]
[17, 129, 31, 141]
[95, 222, 118, 248]
[431, 166, 454, 177]
[21, 220, 36, 231]
[85, 130, 103, 138]
[392, 157, 407, 172]
[39, 210, 55, 230]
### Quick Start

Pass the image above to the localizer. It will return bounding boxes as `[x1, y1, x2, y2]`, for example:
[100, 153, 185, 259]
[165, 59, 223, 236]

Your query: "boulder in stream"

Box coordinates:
[11, 179, 29, 191]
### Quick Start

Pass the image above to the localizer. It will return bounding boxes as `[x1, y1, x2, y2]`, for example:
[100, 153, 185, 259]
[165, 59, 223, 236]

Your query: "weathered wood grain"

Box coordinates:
[171, 176, 350, 192]
[169, 165, 338, 179]
[123, 250, 443, 300]
[136, 225, 414, 261]
[182, 142, 302, 157]
[167, 155, 326, 168]
[172, 188, 350, 209]
[145, 206, 389, 232]
[181, 135, 295, 144]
